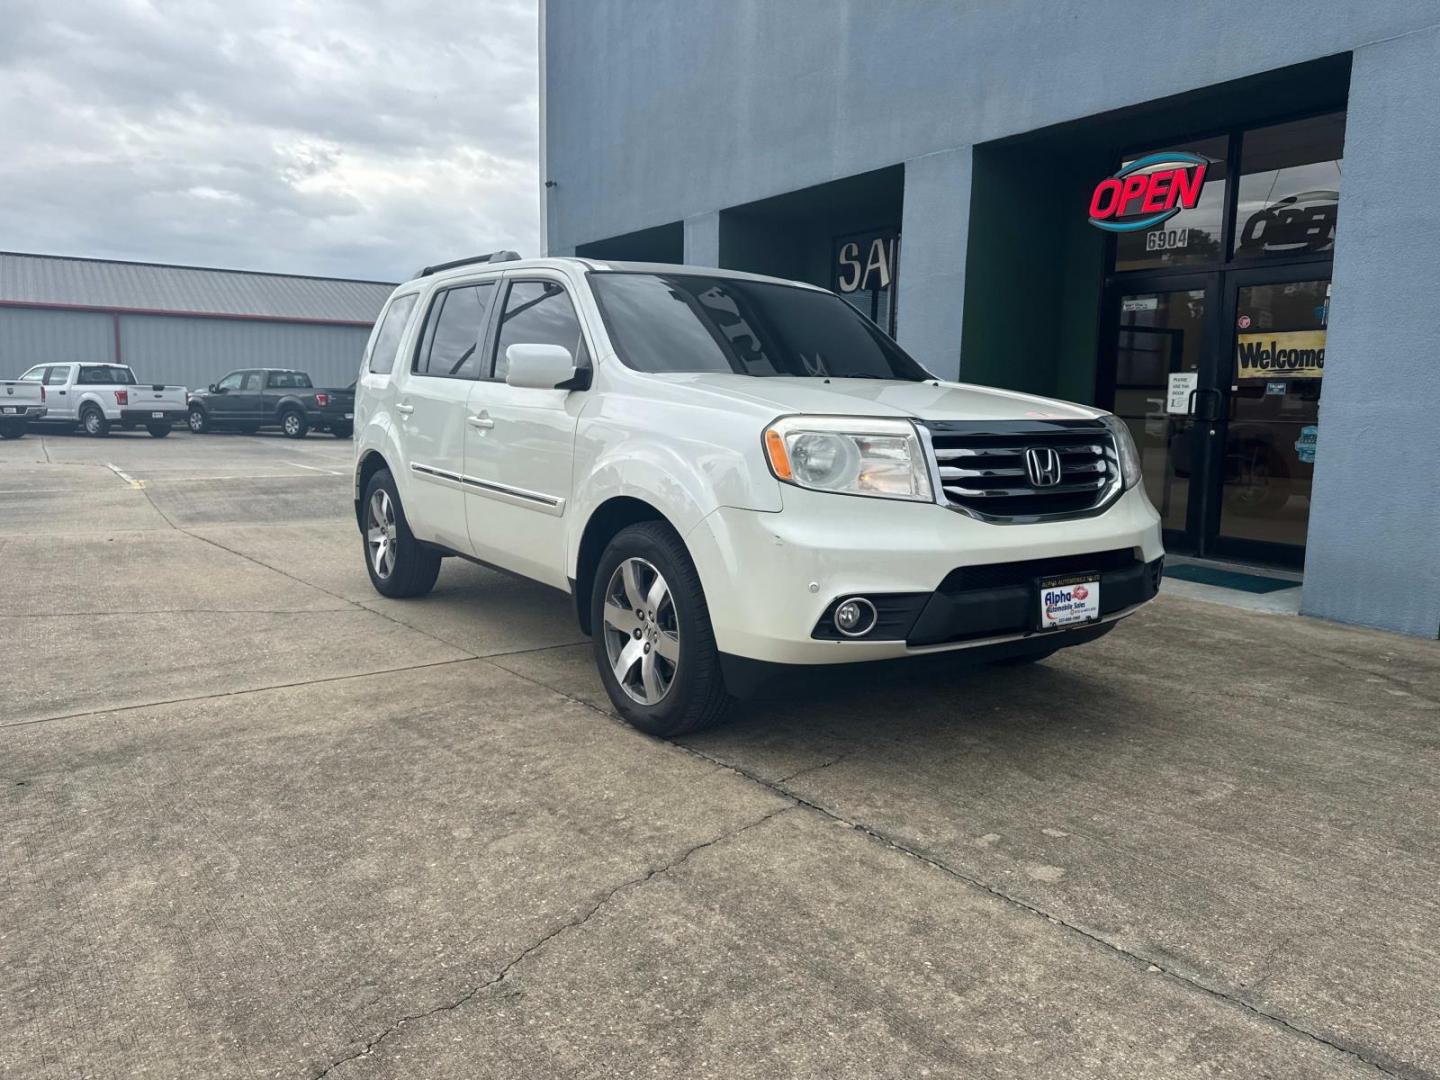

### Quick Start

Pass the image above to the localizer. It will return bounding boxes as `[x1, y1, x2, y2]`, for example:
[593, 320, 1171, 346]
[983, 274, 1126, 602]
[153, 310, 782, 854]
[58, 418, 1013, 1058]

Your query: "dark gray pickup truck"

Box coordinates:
[187, 368, 354, 439]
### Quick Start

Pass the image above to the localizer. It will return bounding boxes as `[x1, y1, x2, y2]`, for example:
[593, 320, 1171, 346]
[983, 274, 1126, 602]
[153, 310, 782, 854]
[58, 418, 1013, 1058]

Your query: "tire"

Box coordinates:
[81, 406, 110, 437]
[591, 521, 731, 737]
[0, 421, 25, 440]
[281, 410, 308, 439]
[361, 468, 441, 598]
[188, 407, 210, 434]
[146, 422, 172, 438]
[331, 422, 354, 439]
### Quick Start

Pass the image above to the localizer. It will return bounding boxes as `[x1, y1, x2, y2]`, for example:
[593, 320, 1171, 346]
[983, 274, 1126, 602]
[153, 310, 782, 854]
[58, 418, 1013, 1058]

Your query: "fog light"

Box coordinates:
[833, 597, 878, 637]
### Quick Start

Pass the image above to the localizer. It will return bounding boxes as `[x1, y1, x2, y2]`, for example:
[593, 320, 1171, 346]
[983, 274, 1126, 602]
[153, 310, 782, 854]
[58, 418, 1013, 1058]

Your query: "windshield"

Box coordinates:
[78, 365, 136, 385]
[589, 272, 932, 381]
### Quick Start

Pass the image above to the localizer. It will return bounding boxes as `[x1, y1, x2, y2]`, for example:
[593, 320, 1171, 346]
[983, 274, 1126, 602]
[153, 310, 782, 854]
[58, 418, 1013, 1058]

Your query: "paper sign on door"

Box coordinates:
[1165, 372, 1198, 415]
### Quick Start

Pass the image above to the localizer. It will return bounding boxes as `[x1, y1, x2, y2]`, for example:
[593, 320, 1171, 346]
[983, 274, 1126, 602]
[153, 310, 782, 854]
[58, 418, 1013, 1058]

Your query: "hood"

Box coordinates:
[650, 374, 1105, 423]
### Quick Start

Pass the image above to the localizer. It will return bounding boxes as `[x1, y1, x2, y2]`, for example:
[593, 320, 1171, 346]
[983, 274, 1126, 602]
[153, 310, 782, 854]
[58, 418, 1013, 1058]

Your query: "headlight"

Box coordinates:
[763, 416, 932, 502]
[1101, 414, 1142, 490]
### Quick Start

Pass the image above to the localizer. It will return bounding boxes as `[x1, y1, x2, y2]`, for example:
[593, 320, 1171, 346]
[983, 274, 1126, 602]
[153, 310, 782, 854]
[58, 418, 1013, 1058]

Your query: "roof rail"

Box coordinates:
[414, 251, 521, 277]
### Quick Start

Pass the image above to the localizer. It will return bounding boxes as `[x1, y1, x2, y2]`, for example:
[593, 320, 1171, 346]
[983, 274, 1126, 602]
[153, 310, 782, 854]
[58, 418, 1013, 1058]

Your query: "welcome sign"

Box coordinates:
[1235, 329, 1326, 379]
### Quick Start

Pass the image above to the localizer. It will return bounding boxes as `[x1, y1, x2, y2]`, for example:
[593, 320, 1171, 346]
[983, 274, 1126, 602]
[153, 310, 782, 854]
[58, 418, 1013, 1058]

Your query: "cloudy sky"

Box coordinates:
[0, 0, 539, 283]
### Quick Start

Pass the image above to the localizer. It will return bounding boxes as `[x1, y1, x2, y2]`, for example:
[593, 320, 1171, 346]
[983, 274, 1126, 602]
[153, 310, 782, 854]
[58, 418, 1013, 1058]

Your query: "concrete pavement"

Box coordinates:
[2, 429, 1437, 1079]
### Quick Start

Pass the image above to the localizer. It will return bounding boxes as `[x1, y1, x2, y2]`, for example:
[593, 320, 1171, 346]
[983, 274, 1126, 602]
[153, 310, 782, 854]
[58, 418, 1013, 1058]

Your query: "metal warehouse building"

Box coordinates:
[541, 2, 1440, 638]
[0, 252, 395, 391]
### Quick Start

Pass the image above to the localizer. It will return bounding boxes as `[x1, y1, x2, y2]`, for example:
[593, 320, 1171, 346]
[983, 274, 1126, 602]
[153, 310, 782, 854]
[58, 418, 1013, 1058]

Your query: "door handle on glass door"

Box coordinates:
[395, 402, 415, 415]
[468, 413, 494, 429]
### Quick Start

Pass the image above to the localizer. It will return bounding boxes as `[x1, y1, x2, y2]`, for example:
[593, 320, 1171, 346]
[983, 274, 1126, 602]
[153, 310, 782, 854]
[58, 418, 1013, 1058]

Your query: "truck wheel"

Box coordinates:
[0, 421, 25, 439]
[331, 422, 353, 439]
[146, 422, 172, 438]
[591, 522, 732, 737]
[188, 407, 210, 434]
[362, 469, 441, 598]
[281, 410, 308, 439]
[81, 406, 110, 437]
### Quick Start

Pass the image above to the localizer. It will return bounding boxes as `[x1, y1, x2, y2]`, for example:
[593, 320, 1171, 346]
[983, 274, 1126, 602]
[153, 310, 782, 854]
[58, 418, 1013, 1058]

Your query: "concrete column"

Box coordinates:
[683, 212, 721, 267]
[896, 147, 972, 381]
[1301, 24, 1440, 637]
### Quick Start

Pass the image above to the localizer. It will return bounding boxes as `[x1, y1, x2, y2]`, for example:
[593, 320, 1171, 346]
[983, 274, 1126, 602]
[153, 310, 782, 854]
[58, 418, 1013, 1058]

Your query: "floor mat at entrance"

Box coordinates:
[1163, 564, 1298, 593]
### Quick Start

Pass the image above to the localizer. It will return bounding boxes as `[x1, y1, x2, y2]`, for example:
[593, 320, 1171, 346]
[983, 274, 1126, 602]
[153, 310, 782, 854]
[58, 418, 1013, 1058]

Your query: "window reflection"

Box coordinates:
[1234, 113, 1344, 258]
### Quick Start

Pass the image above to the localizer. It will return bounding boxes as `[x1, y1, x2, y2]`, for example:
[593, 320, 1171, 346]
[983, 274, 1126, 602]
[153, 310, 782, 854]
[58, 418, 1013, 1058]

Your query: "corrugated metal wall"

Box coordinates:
[119, 315, 370, 389]
[0, 307, 372, 389]
[0, 307, 115, 373]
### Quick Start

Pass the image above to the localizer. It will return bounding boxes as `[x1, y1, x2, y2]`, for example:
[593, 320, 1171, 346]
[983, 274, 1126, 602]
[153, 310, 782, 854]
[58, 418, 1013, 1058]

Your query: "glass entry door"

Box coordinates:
[1105, 272, 1328, 566]
[1213, 272, 1329, 564]
[1108, 279, 1218, 549]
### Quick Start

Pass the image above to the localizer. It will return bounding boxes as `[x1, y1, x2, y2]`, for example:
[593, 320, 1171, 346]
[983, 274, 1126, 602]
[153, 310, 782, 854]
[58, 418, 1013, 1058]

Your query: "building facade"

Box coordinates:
[542, 1, 1440, 638]
[0, 252, 395, 392]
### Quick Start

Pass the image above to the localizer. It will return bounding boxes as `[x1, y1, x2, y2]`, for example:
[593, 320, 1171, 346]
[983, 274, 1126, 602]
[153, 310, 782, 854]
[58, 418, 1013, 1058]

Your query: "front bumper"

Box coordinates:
[684, 484, 1164, 665]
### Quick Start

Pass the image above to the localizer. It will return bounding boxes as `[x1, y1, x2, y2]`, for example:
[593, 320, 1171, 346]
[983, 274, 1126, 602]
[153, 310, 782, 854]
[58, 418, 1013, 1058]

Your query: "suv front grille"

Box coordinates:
[920, 420, 1120, 522]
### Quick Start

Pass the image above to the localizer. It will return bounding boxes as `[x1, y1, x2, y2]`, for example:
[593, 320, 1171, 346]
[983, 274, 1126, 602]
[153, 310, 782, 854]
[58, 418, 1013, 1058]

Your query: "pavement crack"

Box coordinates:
[480, 665, 1415, 1080]
[673, 744, 1415, 1080]
[309, 803, 794, 1078]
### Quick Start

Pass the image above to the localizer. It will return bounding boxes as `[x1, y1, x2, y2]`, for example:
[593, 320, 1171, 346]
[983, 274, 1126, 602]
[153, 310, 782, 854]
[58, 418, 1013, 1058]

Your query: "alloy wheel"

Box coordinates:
[602, 557, 680, 705]
[367, 489, 398, 579]
[284, 413, 301, 436]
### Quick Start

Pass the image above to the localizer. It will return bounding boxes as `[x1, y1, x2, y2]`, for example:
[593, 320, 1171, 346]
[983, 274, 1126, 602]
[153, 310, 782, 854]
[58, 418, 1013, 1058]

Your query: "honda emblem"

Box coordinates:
[1025, 446, 1063, 487]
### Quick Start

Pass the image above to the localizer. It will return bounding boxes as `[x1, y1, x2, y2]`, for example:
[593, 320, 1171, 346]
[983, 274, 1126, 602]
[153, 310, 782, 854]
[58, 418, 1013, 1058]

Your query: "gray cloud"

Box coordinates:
[0, 0, 539, 281]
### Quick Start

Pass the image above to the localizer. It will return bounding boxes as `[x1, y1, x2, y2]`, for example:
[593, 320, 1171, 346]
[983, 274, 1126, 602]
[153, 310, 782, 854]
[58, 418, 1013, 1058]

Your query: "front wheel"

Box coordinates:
[81, 406, 110, 437]
[147, 422, 172, 438]
[361, 469, 441, 598]
[188, 407, 210, 434]
[281, 410, 308, 439]
[592, 522, 731, 737]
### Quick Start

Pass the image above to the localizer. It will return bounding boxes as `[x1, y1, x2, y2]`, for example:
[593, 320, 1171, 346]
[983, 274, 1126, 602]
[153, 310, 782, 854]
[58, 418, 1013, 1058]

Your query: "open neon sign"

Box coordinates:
[1088, 152, 1209, 232]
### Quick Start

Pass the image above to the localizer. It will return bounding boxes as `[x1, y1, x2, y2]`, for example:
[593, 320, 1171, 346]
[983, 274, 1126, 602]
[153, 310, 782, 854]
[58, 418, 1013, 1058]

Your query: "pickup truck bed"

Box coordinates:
[0, 381, 47, 438]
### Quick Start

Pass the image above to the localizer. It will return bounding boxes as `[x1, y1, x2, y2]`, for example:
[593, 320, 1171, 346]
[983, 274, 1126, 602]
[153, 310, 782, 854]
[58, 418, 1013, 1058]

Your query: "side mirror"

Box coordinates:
[208, 384, 217, 393]
[505, 343, 587, 390]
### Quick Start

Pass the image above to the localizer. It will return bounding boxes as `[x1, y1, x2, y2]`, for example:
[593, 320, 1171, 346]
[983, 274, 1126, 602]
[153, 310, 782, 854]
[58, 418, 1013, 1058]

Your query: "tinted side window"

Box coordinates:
[266, 371, 311, 389]
[43, 366, 71, 385]
[367, 293, 417, 375]
[241, 372, 264, 391]
[415, 283, 495, 379]
[216, 372, 244, 391]
[493, 281, 589, 382]
[19, 367, 43, 382]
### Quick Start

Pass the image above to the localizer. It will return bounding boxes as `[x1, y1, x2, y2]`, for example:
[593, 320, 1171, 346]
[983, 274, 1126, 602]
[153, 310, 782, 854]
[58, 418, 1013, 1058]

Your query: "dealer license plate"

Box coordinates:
[2, 406, 16, 414]
[1038, 573, 1100, 631]
[151, 411, 165, 418]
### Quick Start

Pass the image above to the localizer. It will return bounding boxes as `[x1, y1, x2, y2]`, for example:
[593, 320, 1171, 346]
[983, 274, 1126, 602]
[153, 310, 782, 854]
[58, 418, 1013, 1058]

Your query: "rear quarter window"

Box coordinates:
[368, 293, 419, 375]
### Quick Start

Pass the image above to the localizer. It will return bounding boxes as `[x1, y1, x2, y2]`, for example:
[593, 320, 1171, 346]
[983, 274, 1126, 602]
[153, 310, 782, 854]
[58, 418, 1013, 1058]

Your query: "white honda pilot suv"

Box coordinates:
[354, 253, 1163, 735]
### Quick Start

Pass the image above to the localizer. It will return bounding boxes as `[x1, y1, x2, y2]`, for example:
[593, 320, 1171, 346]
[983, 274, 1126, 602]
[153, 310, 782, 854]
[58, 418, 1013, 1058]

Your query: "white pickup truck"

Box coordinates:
[17, 363, 188, 437]
[0, 380, 47, 438]
[352, 255, 1164, 736]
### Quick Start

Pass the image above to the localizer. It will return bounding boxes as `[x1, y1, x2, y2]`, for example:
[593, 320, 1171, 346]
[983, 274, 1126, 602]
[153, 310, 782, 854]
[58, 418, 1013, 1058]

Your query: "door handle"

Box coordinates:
[1188, 387, 1223, 423]
[467, 412, 494, 429]
[395, 402, 415, 416]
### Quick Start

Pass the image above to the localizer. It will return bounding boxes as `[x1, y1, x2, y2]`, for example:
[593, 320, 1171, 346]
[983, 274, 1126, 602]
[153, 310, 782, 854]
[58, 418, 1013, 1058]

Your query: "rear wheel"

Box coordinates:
[146, 422, 172, 438]
[592, 522, 731, 737]
[81, 406, 110, 437]
[362, 469, 441, 598]
[188, 407, 210, 434]
[281, 410, 308, 439]
[0, 421, 25, 440]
